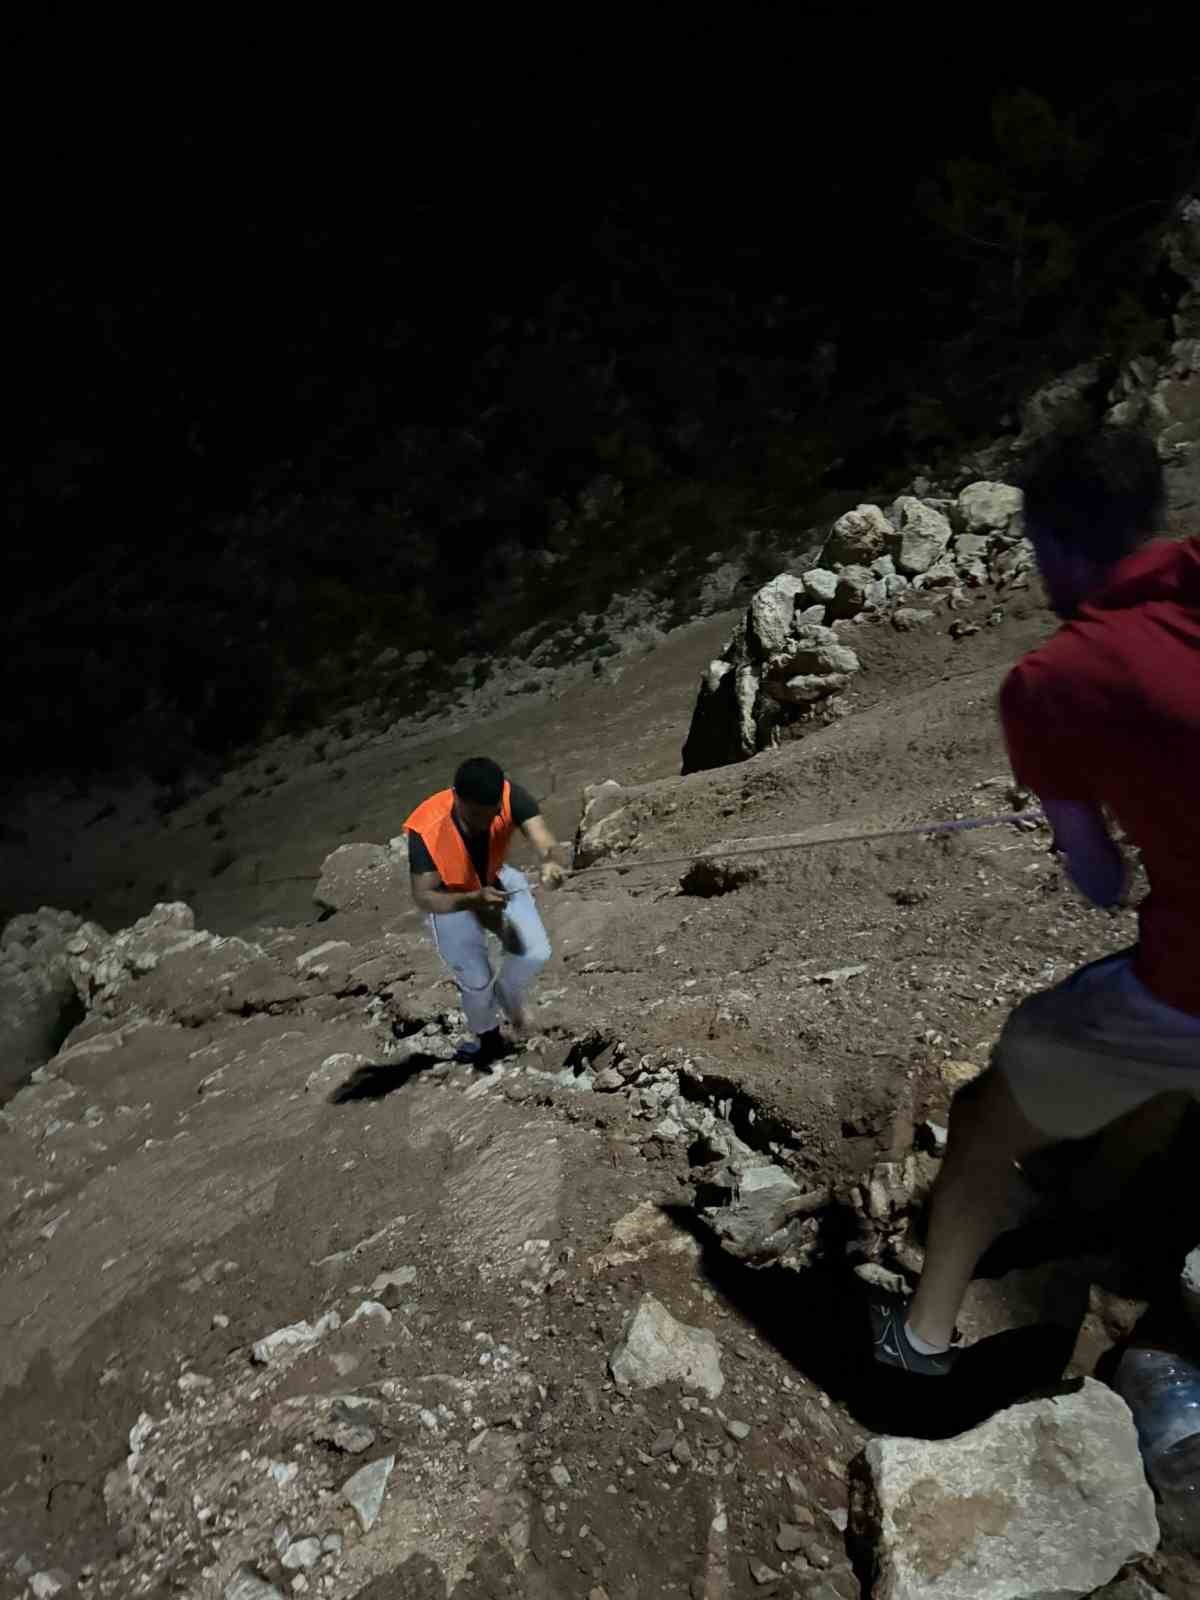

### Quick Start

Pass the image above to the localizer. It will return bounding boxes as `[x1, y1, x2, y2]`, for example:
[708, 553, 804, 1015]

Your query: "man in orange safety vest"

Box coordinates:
[404, 756, 565, 1066]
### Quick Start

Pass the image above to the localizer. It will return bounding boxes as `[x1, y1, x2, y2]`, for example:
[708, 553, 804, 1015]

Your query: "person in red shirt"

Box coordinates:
[872, 423, 1200, 1376]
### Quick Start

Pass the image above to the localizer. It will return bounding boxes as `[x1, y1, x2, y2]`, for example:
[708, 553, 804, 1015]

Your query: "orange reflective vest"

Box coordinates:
[403, 783, 514, 890]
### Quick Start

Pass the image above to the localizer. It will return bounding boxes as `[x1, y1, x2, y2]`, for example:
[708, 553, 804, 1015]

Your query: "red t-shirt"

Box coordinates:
[1000, 536, 1200, 1015]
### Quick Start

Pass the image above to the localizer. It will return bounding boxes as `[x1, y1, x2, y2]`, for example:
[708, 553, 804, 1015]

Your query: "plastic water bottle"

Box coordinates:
[1115, 1347, 1200, 1546]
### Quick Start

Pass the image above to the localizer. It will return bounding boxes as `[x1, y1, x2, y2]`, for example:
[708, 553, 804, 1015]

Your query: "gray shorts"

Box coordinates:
[995, 950, 1200, 1140]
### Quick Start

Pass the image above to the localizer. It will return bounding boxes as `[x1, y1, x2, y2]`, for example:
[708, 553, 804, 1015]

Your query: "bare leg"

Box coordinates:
[907, 1069, 1052, 1349]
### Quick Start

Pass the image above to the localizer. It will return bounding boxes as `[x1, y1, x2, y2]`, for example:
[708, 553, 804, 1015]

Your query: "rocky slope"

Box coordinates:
[2, 198, 1198, 1600]
[5, 440, 1200, 1596]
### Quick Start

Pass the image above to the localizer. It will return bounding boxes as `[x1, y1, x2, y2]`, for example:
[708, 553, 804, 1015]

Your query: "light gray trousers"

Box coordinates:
[428, 866, 552, 1035]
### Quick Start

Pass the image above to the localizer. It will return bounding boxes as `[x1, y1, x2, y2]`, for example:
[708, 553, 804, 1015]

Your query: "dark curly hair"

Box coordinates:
[453, 755, 505, 805]
[1017, 423, 1165, 564]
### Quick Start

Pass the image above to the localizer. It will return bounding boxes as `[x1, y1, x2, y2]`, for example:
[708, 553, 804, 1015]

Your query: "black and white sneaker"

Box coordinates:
[455, 1028, 511, 1070]
[869, 1296, 959, 1377]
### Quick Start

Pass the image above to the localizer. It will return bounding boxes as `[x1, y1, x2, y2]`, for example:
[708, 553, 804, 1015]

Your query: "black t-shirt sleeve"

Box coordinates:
[509, 782, 540, 826]
[407, 830, 437, 875]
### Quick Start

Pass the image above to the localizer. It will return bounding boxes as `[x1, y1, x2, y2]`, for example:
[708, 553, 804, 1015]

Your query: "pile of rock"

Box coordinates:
[0, 908, 83, 1098]
[1107, 195, 1200, 467]
[682, 479, 1030, 772]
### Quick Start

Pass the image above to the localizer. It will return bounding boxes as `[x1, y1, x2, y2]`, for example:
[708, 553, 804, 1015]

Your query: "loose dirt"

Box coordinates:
[2, 573, 1196, 1599]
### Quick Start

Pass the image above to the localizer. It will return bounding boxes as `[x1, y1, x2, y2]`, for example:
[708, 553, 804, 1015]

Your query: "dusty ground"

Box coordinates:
[3, 555, 1199, 1598]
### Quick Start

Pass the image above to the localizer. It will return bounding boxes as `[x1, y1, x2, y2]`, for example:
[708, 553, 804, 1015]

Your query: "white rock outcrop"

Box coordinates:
[853, 1379, 1158, 1600]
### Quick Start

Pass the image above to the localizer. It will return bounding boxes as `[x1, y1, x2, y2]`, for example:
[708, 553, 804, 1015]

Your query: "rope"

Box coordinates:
[569, 808, 1045, 878]
[253, 809, 1045, 888]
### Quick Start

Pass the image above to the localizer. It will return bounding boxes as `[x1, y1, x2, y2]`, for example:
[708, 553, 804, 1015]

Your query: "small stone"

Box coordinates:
[811, 964, 868, 985]
[650, 1430, 675, 1456]
[281, 1538, 321, 1571]
[550, 1463, 572, 1489]
[949, 620, 980, 639]
[224, 1572, 285, 1600]
[798, 1537, 832, 1570]
[853, 1262, 908, 1296]
[776, 1522, 808, 1552]
[212, 1312, 230, 1329]
[891, 607, 934, 632]
[748, 1557, 782, 1585]
[589, 1589, 611, 1600]
[252, 1312, 340, 1365]
[672, 1437, 694, 1465]
[940, 1058, 982, 1090]
[1182, 1245, 1200, 1334]
[1091, 1578, 1168, 1600]
[920, 1120, 948, 1155]
[371, 1266, 416, 1296]
[345, 1299, 392, 1328]
[342, 1455, 394, 1533]
[609, 1295, 724, 1398]
[177, 1370, 213, 1392]
[725, 1419, 751, 1441]
[31, 1575, 72, 1600]
[320, 1535, 343, 1555]
[593, 1067, 624, 1092]
[315, 1421, 375, 1454]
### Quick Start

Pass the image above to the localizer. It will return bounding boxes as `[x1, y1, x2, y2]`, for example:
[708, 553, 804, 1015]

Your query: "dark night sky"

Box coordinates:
[11, 12, 1188, 529]
[4, 10, 1197, 773]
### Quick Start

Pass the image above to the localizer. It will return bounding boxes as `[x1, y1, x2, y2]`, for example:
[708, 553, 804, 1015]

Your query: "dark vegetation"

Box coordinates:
[6, 24, 1198, 781]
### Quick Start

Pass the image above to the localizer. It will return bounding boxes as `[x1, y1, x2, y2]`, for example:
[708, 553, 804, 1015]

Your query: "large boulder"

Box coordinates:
[313, 842, 404, 915]
[682, 582, 861, 774]
[822, 504, 893, 567]
[802, 567, 839, 606]
[0, 908, 83, 1098]
[852, 1379, 1158, 1600]
[748, 573, 808, 658]
[887, 498, 953, 576]
[574, 780, 638, 868]
[957, 481, 1024, 537]
[682, 654, 759, 773]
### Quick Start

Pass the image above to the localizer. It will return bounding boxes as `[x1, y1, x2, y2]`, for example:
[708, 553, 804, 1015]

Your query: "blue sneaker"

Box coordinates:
[869, 1295, 959, 1377]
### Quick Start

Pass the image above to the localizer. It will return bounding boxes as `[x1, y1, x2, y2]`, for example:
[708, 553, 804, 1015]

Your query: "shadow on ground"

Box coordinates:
[329, 1054, 446, 1102]
[667, 1204, 1081, 1439]
[665, 1112, 1200, 1438]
